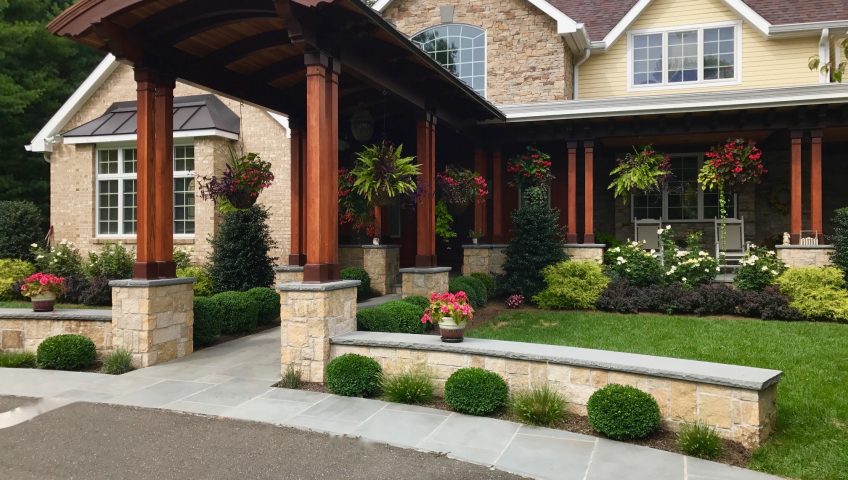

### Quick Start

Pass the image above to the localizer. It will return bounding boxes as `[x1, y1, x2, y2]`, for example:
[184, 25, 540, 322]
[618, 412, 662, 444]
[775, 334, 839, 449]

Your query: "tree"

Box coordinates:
[0, 1, 101, 219]
[809, 38, 848, 82]
[208, 206, 276, 293]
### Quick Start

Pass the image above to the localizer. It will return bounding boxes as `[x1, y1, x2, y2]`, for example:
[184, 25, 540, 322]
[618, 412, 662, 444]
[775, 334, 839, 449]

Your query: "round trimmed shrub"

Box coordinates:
[246, 287, 280, 325]
[587, 384, 661, 440]
[341, 267, 371, 300]
[210, 291, 259, 334]
[470, 272, 496, 298]
[533, 260, 609, 310]
[464, 275, 488, 304]
[193, 296, 225, 347]
[401, 295, 430, 311]
[449, 277, 484, 308]
[36, 334, 96, 371]
[444, 367, 509, 416]
[324, 353, 382, 397]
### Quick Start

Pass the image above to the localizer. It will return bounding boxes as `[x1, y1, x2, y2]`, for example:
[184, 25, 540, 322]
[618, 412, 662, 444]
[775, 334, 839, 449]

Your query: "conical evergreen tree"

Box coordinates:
[209, 205, 276, 292]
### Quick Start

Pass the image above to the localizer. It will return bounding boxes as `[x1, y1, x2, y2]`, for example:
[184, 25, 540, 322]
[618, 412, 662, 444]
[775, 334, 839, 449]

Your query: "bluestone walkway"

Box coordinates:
[0, 327, 781, 480]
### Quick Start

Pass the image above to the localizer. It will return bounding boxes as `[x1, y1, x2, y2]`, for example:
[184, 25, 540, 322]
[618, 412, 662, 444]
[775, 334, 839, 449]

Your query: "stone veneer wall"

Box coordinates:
[50, 63, 292, 264]
[400, 268, 451, 298]
[462, 245, 508, 276]
[382, 0, 572, 104]
[339, 245, 365, 270]
[330, 333, 780, 448]
[564, 245, 605, 262]
[775, 245, 834, 267]
[0, 312, 112, 356]
[363, 246, 400, 295]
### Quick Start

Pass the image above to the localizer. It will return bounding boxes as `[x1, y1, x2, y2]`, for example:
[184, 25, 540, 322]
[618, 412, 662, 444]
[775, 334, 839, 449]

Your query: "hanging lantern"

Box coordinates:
[350, 105, 374, 143]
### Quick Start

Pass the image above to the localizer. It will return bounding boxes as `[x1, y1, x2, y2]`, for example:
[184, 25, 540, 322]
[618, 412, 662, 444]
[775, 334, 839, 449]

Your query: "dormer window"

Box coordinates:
[629, 22, 739, 89]
[412, 24, 486, 96]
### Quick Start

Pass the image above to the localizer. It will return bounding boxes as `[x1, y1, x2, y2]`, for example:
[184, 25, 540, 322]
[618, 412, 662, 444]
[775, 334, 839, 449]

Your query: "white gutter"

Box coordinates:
[61, 129, 240, 145]
[573, 48, 591, 100]
[819, 29, 831, 84]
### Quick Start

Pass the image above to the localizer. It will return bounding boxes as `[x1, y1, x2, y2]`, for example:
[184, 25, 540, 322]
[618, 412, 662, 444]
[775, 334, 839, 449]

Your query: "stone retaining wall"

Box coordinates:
[0, 310, 112, 356]
[330, 332, 781, 448]
[775, 245, 834, 267]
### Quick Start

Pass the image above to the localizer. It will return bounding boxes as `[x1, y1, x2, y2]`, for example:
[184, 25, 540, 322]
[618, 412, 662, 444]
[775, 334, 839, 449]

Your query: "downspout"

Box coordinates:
[819, 28, 830, 84]
[573, 48, 592, 100]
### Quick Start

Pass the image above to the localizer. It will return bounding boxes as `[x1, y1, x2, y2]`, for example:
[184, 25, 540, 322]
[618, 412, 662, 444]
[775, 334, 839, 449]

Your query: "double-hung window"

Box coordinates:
[630, 23, 739, 88]
[96, 144, 196, 236]
[632, 154, 735, 221]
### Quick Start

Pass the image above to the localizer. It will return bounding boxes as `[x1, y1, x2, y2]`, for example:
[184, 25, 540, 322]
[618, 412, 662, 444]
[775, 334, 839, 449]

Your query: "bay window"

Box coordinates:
[96, 144, 195, 236]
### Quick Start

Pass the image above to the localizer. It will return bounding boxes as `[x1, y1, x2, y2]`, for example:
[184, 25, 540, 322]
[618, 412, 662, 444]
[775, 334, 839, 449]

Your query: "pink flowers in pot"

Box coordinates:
[20, 273, 65, 298]
[421, 291, 475, 325]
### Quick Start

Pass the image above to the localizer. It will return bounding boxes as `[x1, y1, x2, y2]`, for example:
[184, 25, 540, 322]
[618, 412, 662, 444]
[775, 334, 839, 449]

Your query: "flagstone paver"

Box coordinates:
[0, 324, 782, 480]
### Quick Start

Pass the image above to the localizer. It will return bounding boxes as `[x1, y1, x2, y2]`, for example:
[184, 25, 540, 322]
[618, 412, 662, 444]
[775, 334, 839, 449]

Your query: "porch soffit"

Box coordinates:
[48, 0, 503, 129]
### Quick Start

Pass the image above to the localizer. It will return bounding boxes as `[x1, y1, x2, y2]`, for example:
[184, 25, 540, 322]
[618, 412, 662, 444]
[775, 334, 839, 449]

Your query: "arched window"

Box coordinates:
[411, 24, 485, 96]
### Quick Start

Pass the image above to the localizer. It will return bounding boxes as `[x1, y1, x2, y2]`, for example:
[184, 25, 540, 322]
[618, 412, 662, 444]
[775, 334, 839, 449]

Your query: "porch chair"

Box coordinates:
[714, 216, 746, 267]
[634, 218, 663, 251]
[800, 230, 819, 246]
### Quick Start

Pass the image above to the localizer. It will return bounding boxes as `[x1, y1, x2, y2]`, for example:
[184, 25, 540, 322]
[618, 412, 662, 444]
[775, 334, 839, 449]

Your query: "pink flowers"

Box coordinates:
[20, 273, 65, 298]
[507, 146, 554, 190]
[437, 167, 488, 207]
[421, 291, 475, 325]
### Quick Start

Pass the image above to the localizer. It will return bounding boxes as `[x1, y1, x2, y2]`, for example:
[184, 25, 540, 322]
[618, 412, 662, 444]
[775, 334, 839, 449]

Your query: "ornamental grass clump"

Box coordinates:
[101, 348, 134, 375]
[603, 241, 663, 287]
[444, 367, 508, 416]
[534, 260, 609, 310]
[677, 422, 724, 460]
[509, 385, 568, 426]
[587, 384, 661, 440]
[381, 366, 435, 405]
[735, 246, 786, 291]
[324, 353, 382, 397]
[0, 351, 37, 368]
[279, 365, 302, 389]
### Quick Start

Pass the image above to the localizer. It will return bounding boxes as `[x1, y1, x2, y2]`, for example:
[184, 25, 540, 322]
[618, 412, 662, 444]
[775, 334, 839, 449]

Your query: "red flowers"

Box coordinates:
[421, 291, 474, 324]
[437, 166, 488, 207]
[700, 138, 766, 191]
[507, 146, 554, 190]
[20, 273, 65, 298]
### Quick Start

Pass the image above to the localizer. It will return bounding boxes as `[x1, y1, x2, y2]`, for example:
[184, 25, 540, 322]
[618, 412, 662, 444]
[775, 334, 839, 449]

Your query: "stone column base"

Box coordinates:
[399, 267, 451, 298]
[274, 265, 304, 284]
[278, 280, 359, 382]
[775, 245, 834, 267]
[462, 244, 509, 276]
[564, 244, 606, 263]
[110, 278, 195, 368]
[363, 245, 400, 295]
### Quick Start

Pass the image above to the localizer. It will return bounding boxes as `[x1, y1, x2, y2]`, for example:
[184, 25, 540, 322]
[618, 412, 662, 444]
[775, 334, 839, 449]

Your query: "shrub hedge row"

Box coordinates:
[356, 300, 425, 334]
[192, 287, 280, 347]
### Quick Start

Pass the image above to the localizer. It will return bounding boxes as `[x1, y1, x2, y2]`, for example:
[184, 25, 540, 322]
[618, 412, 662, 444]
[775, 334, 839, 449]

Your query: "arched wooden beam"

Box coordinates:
[251, 56, 307, 85]
[150, 11, 280, 47]
[203, 30, 292, 66]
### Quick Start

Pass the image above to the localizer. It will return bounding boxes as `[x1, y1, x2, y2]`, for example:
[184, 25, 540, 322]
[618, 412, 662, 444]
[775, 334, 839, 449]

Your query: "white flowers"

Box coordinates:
[657, 228, 665, 235]
[616, 256, 627, 265]
[30, 243, 37, 248]
[761, 265, 769, 271]
[36, 254, 44, 260]
[681, 277, 688, 283]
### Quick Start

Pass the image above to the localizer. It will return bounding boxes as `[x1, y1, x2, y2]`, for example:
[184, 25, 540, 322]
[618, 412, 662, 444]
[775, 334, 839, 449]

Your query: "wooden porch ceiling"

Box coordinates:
[48, 0, 503, 127]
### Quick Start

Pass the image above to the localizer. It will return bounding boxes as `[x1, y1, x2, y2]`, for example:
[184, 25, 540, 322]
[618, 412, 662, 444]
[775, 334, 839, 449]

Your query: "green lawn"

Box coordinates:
[468, 311, 848, 480]
[0, 301, 109, 310]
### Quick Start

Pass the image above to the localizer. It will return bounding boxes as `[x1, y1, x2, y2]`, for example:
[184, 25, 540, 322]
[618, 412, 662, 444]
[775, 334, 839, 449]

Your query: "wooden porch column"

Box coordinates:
[372, 206, 383, 239]
[416, 113, 437, 267]
[566, 141, 578, 243]
[288, 122, 306, 266]
[492, 148, 504, 243]
[583, 140, 595, 244]
[153, 74, 176, 278]
[474, 148, 488, 241]
[790, 131, 803, 244]
[303, 53, 340, 282]
[811, 130, 823, 242]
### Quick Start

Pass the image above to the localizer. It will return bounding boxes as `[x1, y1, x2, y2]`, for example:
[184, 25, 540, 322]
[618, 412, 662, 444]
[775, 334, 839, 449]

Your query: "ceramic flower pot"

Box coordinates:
[31, 292, 57, 312]
[438, 316, 466, 343]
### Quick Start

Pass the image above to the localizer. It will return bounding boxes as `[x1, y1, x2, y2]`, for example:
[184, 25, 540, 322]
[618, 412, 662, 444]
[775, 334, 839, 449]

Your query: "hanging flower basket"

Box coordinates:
[350, 141, 420, 207]
[198, 148, 274, 210]
[437, 166, 488, 209]
[607, 145, 672, 202]
[507, 146, 554, 191]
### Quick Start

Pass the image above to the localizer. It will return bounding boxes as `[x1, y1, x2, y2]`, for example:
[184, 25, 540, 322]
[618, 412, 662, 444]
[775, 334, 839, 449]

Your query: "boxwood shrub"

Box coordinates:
[246, 287, 280, 325]
[449, 276, 485, 308]
[470, 272, 496, 298]
[534, 260, 609, 310]
[193, 296, 225, 347]
[341, 267, 371, 300]
[356, 300, 425, 334]
[36, 334, 97, 371]
[401, 295, 430, 311]
[444, 367, 509, 416]
[587, 384, 661, 440]
[210, 291, 260, 334]
[324, 353, 382, 397]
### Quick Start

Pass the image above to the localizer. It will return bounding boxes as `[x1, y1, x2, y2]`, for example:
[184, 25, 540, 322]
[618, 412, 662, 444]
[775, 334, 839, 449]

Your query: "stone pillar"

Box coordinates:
[563, 244, 605, 263]
[462, 245, 492, 275]
[363, 245, 400, 295]
[399, 267, 450, 298]
[278, 280, 359, 382]
[790, 131, 802, 244]
[110, 278, 194, 368]
[275, 265, 304, 284]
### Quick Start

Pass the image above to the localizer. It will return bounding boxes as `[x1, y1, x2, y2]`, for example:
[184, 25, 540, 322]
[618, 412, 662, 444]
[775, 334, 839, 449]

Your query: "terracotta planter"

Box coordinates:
[438, 316, 466, 343]
[31, 292, 57, 312]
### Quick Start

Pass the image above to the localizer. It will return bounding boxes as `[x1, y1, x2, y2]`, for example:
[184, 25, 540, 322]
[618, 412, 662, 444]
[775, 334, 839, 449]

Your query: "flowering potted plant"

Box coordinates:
[351, 141, 420, 206]
[198, 147, 274, 210]
[421, 291, 474, 343]
[20, 273, 65, 312]
[437, 166, 488, 209]
[608, 145, 671, 202]
[507, 146, 554, 191]
[339, 168, 376, 235]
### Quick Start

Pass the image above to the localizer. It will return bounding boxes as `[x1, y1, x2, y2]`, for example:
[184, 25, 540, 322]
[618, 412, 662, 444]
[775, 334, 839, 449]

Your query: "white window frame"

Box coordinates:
[630, 153, 737, 222]
[95, 140, 196, 238]
[411, 23, 488, 98]
[627, 21, 742, 91]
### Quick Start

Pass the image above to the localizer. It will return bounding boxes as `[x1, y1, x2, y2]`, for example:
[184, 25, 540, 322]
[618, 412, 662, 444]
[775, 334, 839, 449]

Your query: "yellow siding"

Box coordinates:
[578, 0, 820, 99]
